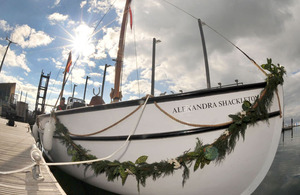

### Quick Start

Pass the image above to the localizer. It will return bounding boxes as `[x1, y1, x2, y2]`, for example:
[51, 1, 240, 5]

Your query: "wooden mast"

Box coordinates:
[111, 0, 132, 102]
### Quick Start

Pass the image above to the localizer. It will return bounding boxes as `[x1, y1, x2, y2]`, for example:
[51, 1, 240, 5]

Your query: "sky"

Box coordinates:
[0, 0, 299, 124]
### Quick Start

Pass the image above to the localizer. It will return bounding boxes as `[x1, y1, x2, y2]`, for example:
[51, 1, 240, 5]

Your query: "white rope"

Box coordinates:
[43, 95, 151, 166]
[0, 163, 35, 175]
[0, 144, 42, 175]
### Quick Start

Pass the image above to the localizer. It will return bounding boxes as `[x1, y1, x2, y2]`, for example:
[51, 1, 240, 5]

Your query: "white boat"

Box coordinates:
[34, 0, 285, 194]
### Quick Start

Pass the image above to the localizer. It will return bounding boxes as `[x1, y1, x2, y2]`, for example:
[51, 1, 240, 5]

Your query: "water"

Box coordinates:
[51, 127, 300, 194]
[50, 166, 116, 195]
[253, 127, 300, 194]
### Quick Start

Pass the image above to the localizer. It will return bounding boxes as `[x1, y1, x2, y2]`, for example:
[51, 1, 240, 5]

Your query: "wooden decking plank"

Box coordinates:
[0, 118, 65, 195]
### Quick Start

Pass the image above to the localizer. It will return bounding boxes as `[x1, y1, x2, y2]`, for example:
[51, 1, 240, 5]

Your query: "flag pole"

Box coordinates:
[60, 69, 68, 100]
[54, 51, 72, 108]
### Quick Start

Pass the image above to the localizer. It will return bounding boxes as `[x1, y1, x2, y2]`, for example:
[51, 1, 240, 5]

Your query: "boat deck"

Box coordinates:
[0, 117, 65, 194]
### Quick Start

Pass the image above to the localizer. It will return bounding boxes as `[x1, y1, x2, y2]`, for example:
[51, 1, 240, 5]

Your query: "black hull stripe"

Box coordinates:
[62, 111, 280, 142]
[41, 82, 266, 118]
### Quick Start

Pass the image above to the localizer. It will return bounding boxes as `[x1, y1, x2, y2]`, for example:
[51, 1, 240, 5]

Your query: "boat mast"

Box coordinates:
[111, 0, 132, 102]
[198, 19, 211, 89]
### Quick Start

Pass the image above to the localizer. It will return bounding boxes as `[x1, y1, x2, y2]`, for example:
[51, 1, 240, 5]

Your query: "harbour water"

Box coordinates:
[253, 126, 300, 194]
[51, 127, 300, 195]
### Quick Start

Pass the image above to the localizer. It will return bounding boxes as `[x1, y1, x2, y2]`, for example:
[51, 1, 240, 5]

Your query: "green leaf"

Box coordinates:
[194, 157, 201, 171]
[128, 166, 136, 174]
[267, 58, 272, 64]
[135, 155, 148, 164]
[228, 124, 237, 132]
[119, 166, 128, 185]
[242, 115, 251, 123]
[187, 152, 198, 158]
[121, 173, 128, 185]
[229, 114, 240, 121]
[108, 162, 120, 167]
[52, 59, 287, 192]
[242, 101, 251, 111]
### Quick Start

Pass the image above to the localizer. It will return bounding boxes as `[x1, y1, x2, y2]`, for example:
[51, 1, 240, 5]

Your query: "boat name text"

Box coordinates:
[172, 95, 257, 114]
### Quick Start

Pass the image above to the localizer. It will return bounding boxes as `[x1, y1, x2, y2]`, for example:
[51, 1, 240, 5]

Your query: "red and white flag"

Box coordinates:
[65, 51, 72, 73]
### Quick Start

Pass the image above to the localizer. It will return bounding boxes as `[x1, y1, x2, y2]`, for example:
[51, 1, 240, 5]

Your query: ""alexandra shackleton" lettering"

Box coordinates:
[172, 95, 257, 114]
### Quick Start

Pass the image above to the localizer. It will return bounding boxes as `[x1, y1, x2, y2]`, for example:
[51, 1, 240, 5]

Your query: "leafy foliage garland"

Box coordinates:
[54, 59, 285, 191]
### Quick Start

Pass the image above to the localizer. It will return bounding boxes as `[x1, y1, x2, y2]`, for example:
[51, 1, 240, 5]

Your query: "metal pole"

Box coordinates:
[83, 76, 90, 101]
[198, 19, 211, 89]
[20, 91, 23, 101]
[101, 64, 111, 99]
[72, 84, 77, 98]
[151, 38, 156, 96]
[0, 38, 16, 73]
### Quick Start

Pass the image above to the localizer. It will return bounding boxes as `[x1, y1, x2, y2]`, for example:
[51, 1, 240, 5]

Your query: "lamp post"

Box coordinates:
[0, 37, 16, 73]
[101, 64, 111, 99]
[83, 76, 90, 102]
[151, 38, 161, 96]
[72, 84, 77, 98]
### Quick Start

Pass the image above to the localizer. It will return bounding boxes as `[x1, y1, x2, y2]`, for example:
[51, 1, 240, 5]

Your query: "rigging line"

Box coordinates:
[52, 16, 119, 107]
[53, 55, 80, 108]
[84, 3, 132, 93]
[44, 95, 151, 166]
[50, 2, 119, 107]
[160, 0, 197, 19]
[70, 71, 72, 92]
[133, 2, 141, 98]
[82, 10, 121, 79]
[203, 22, 267, 76]
[45, 68, 61, 106]
[160, 0, 267, 76]
[91, 0, 119, 36]
[52, 1, 129, 105]
[84, 17, 120, 77]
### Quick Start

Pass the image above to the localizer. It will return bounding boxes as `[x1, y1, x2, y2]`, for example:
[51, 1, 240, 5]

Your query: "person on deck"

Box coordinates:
[57, 97, 66, 110]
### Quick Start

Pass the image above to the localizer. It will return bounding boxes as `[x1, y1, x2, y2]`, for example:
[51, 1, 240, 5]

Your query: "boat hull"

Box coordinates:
[37, 83, 283, 195]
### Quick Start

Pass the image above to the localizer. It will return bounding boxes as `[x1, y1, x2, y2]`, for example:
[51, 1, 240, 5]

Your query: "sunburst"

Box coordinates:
[72, 23, 95, 57]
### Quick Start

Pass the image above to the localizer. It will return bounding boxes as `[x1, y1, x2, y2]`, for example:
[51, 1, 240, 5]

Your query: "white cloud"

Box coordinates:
[54, 0, 61, 6]
[106, 0, 295, 95]
[0, 45, 30, 72]
[122, 79, 151, 96]
[87, 0, 115, 13]
[51, 57, 63, 69]
[71, 68, 86, 84]
[10, 25, 54, 48]
[0, 0, 296, 118]
[49, 78, 62, 86]
[0, 20, 13, 32]
[90, 72, 101, 77]
[93, 81, 101, 87]
[94, 27, 119, 60]
[37, 58, 50, 62]
[48, 13, 69, 25]
[80, 1, 87, 8]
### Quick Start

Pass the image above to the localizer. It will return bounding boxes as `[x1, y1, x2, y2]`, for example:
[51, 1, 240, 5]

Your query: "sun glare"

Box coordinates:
[72, 23, 95, 57]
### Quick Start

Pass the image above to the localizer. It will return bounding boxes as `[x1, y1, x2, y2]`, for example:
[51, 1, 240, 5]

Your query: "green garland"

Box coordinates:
[54, 59, 285, 191]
